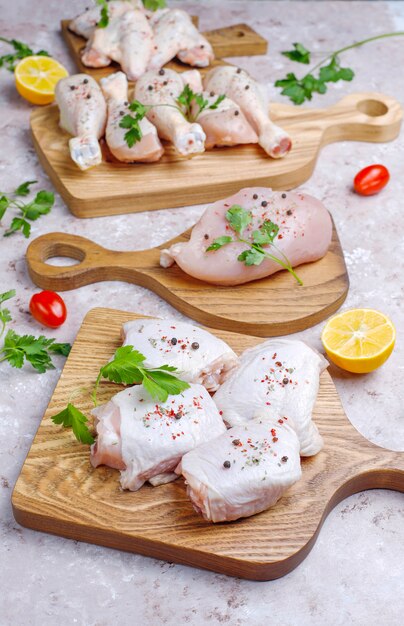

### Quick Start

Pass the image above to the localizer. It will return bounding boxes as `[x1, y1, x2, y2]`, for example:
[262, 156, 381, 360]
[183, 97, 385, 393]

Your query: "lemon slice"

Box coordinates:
[321, 308, 395, 374]
[15, 55, 69, 105]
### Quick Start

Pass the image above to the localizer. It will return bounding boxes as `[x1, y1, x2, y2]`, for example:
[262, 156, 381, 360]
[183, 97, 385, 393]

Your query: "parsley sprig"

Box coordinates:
[96, 0, 167, 28]
[276, 32, 404, 105]
[51, 345, 190, 445]
[0, 180, 54, 238]
[0, 290, 71, 372]
[206, 205, 303, 285]
[0, 37, 49, 72]
[119, 86, 225, 147]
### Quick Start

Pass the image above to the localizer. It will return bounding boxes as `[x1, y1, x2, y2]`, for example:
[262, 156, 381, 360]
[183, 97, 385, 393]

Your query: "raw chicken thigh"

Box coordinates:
[213, 339, 327, 456]
[91, 384, 226, 491]
[177, 418, 301, 522]
[82, 7, 154, 80]
[160, 187, 332, 286]
[135, 69, 206, 156]
[100, 72, 163, 162]
[148, 8, 214, 70]
[55, 74, 107, 170]
[121, 318, 238, 392]
[203, 67, 291, 158]
[69, 1, 144, 39]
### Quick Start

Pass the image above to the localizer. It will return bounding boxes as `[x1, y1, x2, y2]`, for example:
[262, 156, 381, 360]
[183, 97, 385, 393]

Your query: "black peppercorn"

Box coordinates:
[124, 101, 128, 106]
[281, 456, 288, 463]
[223, 460, 231, 468]
[163, 81, 168, 86]
[83, 78, 88, 84]
[261, 200, 268, 207]
[286, 209, 292, 216]
[232, 439, 240, 446]
[209, 91, 214, 97]
[86, 94, 91, 99]
[204, 233, 209, 240]
[175, 413, 182, 420]
[119, 111, 125, 116]
[283, 377, 289, 385]
[159, 69, 165, 75]
[236, 68, 242, 74]
[191, 342, 199, 350]
[70, 85, 75, 90]
[234, 110, 239, 116]
[200, 44, 205, 49]
[148, 85, 153, 91]
[245, 85, 250, 90]
[171, 338, 177, 345]
[253, 194, 258, 200]
[281, 193, 287, 198]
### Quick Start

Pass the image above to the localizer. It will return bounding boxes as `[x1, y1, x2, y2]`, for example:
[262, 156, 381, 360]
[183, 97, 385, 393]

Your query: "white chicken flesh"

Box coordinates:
[135, 68, 206, 156]
[177, 418, 301, 522]
[90, 383, 226, 491]
[55, 74, 107, 170]
[69, 1, 143, 39]
[100, 71, 164, 162]
[160, 187, 332, 286]
[148, 8, 214, 70]
[213, 339, 327, 457]
[82, 7, 154, 81]
[121, 318, 239, 392]
[203, 67, 291, 158]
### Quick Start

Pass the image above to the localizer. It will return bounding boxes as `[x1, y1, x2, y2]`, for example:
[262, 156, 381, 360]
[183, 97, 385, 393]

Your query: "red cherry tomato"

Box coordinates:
[354, 164, 390, 196]
[29, 291, 67, 328]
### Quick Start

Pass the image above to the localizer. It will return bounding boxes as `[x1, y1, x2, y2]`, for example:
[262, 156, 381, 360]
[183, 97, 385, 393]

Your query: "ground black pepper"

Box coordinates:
[261, 200, 268, 207]
[223, 460, 231, 468]
[171, 338, 177, 345]
[191, 342, 199, 350]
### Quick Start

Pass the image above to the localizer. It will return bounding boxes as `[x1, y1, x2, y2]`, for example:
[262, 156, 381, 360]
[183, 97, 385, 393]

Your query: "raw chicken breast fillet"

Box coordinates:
[91, 384, 226, 491]
[160, 187, 332, 285]
[121, 318, 239, 392]
[213, 339, 328, 456]
[177, 418, 301, 522]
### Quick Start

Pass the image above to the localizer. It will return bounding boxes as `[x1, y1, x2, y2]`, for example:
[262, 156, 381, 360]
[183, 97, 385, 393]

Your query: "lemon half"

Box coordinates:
[15, 55, 68, 105]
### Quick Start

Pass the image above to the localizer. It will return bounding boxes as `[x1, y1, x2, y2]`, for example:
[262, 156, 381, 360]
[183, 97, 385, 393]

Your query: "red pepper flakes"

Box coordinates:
[271, 428, 276, 437]
[278, 418, 284, 424]
[272, 437, 278, 443]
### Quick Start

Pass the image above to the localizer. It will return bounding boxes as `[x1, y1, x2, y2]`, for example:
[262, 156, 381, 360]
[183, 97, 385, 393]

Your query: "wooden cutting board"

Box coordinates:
[30, 92, 402, 218]
[12, 308, 404, 581]
[61, 18, 268, 82]
[25, 219, 349, 337]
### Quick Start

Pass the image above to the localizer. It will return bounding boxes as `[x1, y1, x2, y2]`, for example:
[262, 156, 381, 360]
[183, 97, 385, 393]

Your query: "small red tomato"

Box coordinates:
[354, 164, 390, 196]
[29, 290, 67, 328]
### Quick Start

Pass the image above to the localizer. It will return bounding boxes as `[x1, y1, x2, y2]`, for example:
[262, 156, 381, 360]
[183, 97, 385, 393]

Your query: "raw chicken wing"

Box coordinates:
[69, 0, 144, 40]
[160, 187, 332, 286]
[121, 318, 238, 392]
[91, 384, 226, 491]
[101, 72, 163, 162]
[55, 74, 107, 170]
[177, 418, 301, 522]
[203, 67, 291, 158]
[135, 68, 206, 156]
[213, 339, 327, 456]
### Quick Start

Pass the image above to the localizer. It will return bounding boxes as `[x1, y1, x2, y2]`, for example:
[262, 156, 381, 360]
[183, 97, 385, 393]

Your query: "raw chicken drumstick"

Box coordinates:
[213, 339, 327, 457]
[177, 417, 301, 523]
[81, 6, 154, 80]
[160, 187, 332, 286]
[121, 318, 239, 392]
[91, 384, 226, 491]
[100, 72, 164, 163]
[55, 74, 107, 170]
[135, 68, 206, 156]
[203, 66, 292, 158]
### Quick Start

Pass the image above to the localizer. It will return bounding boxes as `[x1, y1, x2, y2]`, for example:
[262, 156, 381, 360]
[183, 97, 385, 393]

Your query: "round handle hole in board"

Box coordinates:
[45, 256, 81, 267]
[42, 242, 86, 267]
[357, 99, 389, 117]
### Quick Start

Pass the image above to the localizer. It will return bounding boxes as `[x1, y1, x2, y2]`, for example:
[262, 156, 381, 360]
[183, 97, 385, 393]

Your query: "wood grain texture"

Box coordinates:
[30, 92, 403, 217]
[12, 308, 404, 581]
[25, 221, 349, 337]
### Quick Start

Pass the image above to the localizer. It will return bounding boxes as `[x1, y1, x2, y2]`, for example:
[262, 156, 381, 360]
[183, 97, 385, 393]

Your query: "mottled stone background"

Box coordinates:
[0, 2, 403, 625]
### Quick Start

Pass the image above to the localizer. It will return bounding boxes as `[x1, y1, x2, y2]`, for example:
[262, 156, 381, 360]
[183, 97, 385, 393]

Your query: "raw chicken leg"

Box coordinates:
[148, 9, 214, 70]
[160, 187, 332, 286]
[177, 417, 301, 522]
[100, 72, 164, 163]
[121, 318, 239, 392]
[82, 7, 154, 80]
[135, 68, 206, 156]
[203, 67, 291, 158]
[55, 74, 107, 170]
[213, 339, 327, 456]
[69, 0, 144, 40]
[91, 383, 226, 491]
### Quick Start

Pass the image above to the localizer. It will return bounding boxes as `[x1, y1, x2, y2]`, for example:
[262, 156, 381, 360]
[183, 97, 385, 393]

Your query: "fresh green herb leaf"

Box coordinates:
[144, 368, 190, 402]
[119, 102, 148, 148]
[4, 217, 31, 238]
[208, 94, 226, 110]
[225, 205, 252, 234]
[206, 235, 233, 251]
[282, 42, 311, 64]
[0, 37, 49, 72]
[0, 290, 15, 305]
[177, 85, 226, 122]
[237, 248, 265, 266]
[0, 196, 10, 219]
[100, 345, 146, 385]
[95, 0, 109, 28]
[142, 0, 167, 10]
[128, 100, 148, 117]
[0, 181, 54, 237]
[23, 190, 54, 220]
[252, 220, 280, 245]
[49, 342, 72, 357]
[51, 403, 94, 445]
[0, 290, 15, 339]
[14, 180, 37, 196]
[1, 330, 54, 372]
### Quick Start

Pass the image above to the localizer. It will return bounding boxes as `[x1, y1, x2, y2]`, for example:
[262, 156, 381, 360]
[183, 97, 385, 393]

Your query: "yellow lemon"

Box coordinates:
[15, 55, 68, 105]
[321, 308, 395, 374]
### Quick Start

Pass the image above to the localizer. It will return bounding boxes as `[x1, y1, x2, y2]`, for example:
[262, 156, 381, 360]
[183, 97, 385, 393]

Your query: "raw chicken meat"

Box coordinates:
[177, 417, 301, 522]
[55, 74, 107, 170]
[81, 7, 154, 80]
[69, 1, 143, 39]
[90, 383, 226, 491]
[135, 69, 206, 156]
[121, 318, 238, 392]
[160, 187, 332, 286]
[203, 67, 291, 158]
[148, 8, 214, 70]
[100, 72, 164, 163]
[213, 339, 327, 456]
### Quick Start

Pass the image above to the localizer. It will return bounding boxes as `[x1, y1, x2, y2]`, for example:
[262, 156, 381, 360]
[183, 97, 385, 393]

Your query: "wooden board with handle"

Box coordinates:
[30, 92, 403, 218]
[25, 219, 349, 337]
[12, 308, 404, 581]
